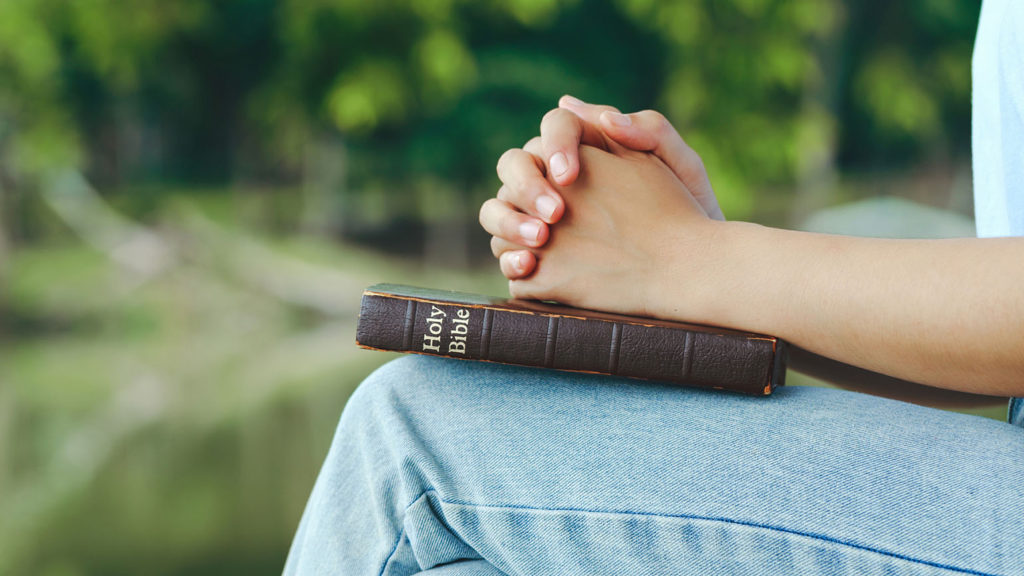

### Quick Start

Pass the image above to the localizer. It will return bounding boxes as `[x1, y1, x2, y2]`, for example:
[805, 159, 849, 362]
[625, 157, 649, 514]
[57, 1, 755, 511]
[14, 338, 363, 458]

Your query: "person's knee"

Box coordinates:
[343, 355, 527, 439]
[344, 355, 469, 427]
[345, 355, 425, 418]
[328, 355, 497, 479]
[321, 356, 440, 469]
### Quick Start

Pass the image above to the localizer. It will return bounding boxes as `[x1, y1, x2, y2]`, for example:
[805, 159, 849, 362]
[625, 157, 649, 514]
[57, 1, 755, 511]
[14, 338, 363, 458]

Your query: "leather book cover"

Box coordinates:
[355, 283, 787, 395]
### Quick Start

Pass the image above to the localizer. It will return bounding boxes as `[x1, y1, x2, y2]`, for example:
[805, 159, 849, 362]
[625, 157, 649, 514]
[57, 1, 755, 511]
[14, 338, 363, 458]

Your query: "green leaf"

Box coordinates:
[326, 60, 409, 133]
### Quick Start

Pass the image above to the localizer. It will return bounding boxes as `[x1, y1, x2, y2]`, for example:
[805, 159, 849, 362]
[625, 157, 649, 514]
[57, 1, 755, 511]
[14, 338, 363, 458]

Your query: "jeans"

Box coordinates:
[283, 356, 1024, 575]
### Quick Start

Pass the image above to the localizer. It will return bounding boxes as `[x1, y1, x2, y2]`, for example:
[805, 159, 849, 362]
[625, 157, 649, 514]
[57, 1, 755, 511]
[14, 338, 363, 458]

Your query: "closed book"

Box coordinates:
[355, 283, 787, 395]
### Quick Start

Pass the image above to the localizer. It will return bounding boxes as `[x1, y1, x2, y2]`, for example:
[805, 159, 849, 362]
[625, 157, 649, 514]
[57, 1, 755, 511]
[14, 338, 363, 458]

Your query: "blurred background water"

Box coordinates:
[0, 0, 999, 574]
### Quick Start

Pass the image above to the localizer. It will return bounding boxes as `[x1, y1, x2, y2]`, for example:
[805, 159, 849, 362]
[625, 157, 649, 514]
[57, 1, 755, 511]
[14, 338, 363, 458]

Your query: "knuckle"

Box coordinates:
[642, 110, 673, 134]
[636, 108, 660, 122]
[504, 173, 546, 209]
[478, 198, 499, 224]
[496, 148, 518, 173]
[480, 197, 499, 211]
[499, 149, 538, 184]
[510, 173, 535, 198]
[639, 109, 666, 123]
[523, 138, 545, 163]
[540, 107, 571, 129]
[498, 179, 530, 209]
[477, 202, 490, 226]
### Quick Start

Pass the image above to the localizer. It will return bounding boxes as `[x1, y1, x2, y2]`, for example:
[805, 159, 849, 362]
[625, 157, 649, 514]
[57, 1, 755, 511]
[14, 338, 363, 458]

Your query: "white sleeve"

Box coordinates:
[972, 0, 1024, 238]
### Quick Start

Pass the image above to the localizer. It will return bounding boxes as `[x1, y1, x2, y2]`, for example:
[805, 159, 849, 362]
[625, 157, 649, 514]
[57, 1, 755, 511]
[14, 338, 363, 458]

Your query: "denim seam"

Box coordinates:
[421, 489, 1002, 576]
[379, 491, 432, 576]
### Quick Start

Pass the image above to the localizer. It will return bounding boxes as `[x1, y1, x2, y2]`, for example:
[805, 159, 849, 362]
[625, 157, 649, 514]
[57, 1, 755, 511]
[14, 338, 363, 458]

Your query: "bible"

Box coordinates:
[355, 283, 787, 395]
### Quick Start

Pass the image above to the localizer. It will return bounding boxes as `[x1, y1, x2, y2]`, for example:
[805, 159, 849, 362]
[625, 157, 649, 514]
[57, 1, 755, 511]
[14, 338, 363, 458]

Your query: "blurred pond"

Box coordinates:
[2, 185, 512, 574]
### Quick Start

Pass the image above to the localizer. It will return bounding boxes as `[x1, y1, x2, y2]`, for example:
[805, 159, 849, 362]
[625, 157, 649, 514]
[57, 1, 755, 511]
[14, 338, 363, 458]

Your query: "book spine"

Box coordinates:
[355, 292, 780, 395]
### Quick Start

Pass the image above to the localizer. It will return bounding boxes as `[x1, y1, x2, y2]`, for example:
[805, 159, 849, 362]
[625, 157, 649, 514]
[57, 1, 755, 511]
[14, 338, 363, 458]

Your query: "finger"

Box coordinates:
[557, 95, 621, 126]
[598, 109, 724, 220]
[478, 198, 548, 248]
[539, 108, 584, 186]
[523, 136, 543, 158]
[495, 149, 564, 224]
[508, 277, 541, 301]
[491, 237, 540, 279]
[491, 235, 522, 258]
[539, 106, 612, 186]
[499, 250, 536, 280]
[557, 96, 632, 157]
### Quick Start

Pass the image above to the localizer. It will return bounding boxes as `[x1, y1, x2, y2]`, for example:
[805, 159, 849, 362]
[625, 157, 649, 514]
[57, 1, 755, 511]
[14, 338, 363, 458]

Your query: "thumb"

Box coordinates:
[599, 110, 724, 221]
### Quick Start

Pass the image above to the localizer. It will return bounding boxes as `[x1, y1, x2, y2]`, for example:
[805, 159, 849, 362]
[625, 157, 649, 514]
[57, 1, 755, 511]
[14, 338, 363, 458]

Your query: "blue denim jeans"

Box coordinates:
[284, 356, 1024, 575]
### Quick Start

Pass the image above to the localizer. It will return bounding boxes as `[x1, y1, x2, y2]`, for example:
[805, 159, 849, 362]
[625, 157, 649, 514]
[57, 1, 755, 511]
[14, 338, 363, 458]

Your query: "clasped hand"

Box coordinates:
[479, 96, 726, 318]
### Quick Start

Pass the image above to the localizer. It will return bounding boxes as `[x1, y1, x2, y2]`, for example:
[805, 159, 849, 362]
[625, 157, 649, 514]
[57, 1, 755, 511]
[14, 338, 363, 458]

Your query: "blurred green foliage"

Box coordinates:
[0, 0, 979, 233]
[0, 1, 989, 575]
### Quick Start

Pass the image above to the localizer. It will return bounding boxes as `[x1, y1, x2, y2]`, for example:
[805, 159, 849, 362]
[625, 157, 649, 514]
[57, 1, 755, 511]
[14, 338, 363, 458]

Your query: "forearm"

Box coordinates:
[657, 222, 1024, 396]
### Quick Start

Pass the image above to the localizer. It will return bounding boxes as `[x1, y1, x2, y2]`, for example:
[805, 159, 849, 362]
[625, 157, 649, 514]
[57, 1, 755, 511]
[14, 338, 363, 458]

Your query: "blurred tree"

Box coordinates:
[0, 0, 981, 250]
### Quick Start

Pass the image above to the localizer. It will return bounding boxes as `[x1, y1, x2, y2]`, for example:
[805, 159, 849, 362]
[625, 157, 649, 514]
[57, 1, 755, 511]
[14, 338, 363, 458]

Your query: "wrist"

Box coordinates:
[642, 219, 739, 324]
[648, 220, 784, 333]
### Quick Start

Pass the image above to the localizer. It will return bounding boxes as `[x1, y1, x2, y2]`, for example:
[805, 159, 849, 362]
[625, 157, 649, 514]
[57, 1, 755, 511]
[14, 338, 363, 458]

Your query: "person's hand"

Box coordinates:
[503, 144, 721, 318]
[545, 96, 722, 222]
[480, 97, 723, 281]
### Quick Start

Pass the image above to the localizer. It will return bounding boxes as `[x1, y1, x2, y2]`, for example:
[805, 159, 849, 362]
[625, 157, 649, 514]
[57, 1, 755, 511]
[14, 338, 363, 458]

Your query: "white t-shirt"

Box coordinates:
[973, 0, 1024, 237]
[972, 0, 1023, 422]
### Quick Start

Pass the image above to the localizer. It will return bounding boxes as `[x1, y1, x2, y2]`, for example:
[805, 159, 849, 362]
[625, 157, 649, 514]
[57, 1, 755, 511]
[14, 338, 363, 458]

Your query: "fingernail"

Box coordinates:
[562, 95, 584, 106]
[605, 111, 632, 127]
[519, 220, 541, 243]
[535, 194, 557, 220]
[550, 152, 568, 177]
[512, 252, 524, 273]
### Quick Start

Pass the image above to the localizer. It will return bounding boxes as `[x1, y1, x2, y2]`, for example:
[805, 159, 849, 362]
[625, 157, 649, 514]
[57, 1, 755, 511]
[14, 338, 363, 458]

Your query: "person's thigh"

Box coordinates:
[284, 355, 1024, 576]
